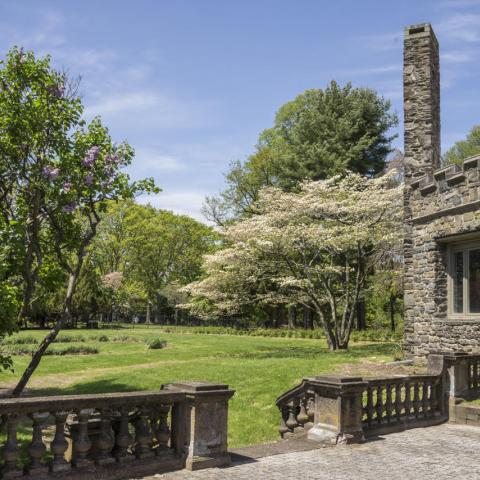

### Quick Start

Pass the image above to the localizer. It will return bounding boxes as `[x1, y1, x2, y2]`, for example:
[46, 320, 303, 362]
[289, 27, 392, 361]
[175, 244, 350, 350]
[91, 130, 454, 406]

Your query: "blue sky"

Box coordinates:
[1, 1, 480, 221]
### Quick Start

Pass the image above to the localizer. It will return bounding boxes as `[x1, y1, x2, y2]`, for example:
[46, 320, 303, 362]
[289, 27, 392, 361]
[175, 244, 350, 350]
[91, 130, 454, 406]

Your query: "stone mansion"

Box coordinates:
[403, 24, 480, 357]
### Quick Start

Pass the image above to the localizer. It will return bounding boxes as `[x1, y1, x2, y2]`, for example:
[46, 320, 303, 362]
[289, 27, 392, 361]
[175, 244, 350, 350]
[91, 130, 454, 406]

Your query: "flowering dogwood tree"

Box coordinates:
[0, 48, 157, 395]
[185, 172, 402, 350]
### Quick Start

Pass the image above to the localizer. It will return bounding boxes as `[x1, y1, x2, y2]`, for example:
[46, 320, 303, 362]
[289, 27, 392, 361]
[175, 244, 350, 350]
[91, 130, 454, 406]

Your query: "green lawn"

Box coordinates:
[0, 327, 398, 447]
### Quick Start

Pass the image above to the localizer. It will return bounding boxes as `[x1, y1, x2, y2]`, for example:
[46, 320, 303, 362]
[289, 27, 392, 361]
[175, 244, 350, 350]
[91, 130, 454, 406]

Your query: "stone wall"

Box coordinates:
[403, 23, 480, 357]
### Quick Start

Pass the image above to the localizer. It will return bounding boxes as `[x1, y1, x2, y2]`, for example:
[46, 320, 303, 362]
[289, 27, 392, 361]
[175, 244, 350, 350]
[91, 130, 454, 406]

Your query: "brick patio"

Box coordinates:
[144, 424, 480, 480]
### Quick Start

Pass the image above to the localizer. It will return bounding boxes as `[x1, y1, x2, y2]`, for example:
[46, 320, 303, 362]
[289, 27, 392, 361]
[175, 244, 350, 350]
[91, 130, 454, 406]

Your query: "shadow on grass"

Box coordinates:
[31, 378, 141, 397]
[224, 342, 398, 360]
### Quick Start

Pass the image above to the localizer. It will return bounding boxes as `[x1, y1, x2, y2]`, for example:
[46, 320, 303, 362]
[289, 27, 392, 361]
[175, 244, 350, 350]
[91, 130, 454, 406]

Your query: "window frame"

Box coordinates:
[448, 240, 480, 319]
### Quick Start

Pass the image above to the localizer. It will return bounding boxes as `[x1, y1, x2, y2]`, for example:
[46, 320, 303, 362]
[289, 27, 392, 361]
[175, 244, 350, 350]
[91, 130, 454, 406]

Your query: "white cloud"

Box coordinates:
[360, 32, 402, 51]
[441, 0, 480, 7]
[441, 50, 476, 63]
[437, 14, 480, 42]
[137, 191, 208, 223]
[83, 90, 217, 129]
[338, 64, 401, 76]
[133, 148, 187, 173]
[84, 92, 162, 116]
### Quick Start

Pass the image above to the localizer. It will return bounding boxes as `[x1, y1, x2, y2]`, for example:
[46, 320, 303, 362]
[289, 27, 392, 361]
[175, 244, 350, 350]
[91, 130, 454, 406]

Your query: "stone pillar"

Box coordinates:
[306, 377, 367, 445]
[441, 353, 471, 398]
[428, 353, 471, 422]
[403, 23, 441, 357]
[164, 381, 235, 471]
[403, 23, 440, 178]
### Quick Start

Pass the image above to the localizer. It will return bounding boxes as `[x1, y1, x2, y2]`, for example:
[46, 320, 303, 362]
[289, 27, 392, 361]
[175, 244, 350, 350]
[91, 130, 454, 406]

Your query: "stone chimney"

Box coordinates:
[403, 23, 440, 181]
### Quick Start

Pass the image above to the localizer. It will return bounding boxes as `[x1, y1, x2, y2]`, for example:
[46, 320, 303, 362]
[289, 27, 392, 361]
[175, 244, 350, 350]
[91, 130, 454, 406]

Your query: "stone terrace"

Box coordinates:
[147, 424, 480, 480]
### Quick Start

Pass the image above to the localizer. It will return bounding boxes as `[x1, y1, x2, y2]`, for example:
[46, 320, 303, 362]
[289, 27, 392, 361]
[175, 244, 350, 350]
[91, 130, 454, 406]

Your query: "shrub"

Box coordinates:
[2, 336, 39, 345]
[147, 338, 167, 350]
[5, 344, 98, 355]
[54, 334, 86, 343]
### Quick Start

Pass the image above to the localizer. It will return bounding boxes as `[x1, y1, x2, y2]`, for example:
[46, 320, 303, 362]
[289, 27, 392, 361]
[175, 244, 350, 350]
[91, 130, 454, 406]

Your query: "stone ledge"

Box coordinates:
[411, 199, 480, 225]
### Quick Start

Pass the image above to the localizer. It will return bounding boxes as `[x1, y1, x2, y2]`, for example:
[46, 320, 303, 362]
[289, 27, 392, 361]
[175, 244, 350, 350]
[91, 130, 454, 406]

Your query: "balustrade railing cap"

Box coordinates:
[312, 376, 363, 383]
[310, 376, 366, 387]
[163, 381, 229, 392]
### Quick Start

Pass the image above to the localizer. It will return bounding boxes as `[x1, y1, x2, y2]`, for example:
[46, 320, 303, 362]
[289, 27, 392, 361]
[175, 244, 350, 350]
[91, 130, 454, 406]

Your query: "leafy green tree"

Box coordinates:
[0, 48, 83, 328]
[186, 172, 402, 350]
[0, 48, 157, 396]
[204, 81, 398, 224]
[443, 125, 480, 165]
[87, 201, 219, 322]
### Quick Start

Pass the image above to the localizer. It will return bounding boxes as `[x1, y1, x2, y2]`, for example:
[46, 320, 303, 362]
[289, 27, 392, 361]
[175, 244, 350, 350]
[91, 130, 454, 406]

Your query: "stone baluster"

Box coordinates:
[365, 386, 373, 427]
[95, 409, 115, 465]
[279, 410, 289, 438]
[134, 408, 154, 459]
[413, 383, 420, 418]
[395, 384, 402, 422]
[430, 379, 438, 414]
[155, 404, 171, 451]
[306, 395, 315, 422]
[27, 412, 49, 476]
[285, 404, 298, 431]
[422, 381, 429, 417]
[404, 381, 412, 417]
[50, 411, 70, 472]
[375, 386, 383, 424]
[72, 409, 93, 469]
[113, 408, 133, 463]
[2, 414, 21, 479]
[297, 398, 309, 426]
[385, 384, 393, 423]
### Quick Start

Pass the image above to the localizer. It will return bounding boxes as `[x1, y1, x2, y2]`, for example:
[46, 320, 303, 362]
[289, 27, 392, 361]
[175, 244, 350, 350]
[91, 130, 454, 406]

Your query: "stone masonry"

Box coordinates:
[403, 24, 480, 357]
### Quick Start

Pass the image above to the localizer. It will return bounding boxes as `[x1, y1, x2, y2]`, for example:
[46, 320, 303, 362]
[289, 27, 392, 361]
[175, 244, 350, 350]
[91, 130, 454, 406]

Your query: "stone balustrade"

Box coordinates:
[0, 381, 234, 479]
[361, 374, 445, 436]
[276, 379, 315, 439]
[275, 352, 480, 444]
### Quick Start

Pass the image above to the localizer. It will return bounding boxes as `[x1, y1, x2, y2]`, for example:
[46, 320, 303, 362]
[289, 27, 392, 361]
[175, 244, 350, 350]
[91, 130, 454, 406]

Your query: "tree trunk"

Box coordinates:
[303, 306, 313, 330]
[17, 189, 43, 329]
[11, 269, 79, 397]
[146, 303, 151, 324]
[287, 306, 296, 329]
[390, 295, 396, 331]
[355, 301, 366, 330]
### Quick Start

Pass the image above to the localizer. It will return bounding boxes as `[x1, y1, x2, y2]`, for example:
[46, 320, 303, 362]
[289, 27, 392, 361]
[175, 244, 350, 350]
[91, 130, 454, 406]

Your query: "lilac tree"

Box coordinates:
[0, 48, 158, 396]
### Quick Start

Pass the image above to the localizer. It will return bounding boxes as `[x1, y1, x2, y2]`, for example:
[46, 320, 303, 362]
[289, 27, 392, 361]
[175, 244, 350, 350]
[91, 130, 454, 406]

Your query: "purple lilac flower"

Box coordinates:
[82, 146, 101, 167]
[105, 153, 120, 164]
[42, 166, 60, 180]
[62, 181, 72, 192]
[62, 203, 76, 213]
[85, 173, 94, 186]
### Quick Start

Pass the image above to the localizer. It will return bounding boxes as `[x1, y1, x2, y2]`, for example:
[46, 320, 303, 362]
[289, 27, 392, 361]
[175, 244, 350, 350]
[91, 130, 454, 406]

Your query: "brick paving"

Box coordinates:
[142, 424, 480, 480]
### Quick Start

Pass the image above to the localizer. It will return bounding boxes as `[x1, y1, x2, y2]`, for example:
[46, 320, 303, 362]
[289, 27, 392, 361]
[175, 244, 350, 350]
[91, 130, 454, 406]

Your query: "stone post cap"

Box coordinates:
[308, 376, 368, 392]
[162, 381, 235, 398]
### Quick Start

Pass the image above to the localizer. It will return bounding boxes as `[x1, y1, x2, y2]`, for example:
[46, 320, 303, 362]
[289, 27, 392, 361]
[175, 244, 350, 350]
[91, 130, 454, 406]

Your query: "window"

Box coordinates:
[449, 243, 480, 317]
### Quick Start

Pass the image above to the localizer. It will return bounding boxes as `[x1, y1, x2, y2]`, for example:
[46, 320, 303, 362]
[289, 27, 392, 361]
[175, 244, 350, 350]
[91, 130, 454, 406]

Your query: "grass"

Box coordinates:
[0, 327, 398, 448]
